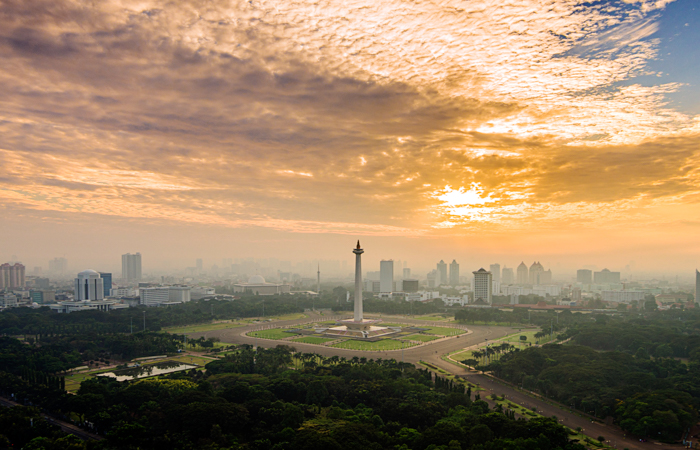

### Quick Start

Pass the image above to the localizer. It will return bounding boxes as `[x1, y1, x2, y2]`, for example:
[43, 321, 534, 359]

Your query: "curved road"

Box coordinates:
[193, 312, 684, 450]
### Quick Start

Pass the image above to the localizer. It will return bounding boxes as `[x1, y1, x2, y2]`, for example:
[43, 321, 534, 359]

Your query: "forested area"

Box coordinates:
[484, 310, 700, 441]
[0, 343, 587, 450]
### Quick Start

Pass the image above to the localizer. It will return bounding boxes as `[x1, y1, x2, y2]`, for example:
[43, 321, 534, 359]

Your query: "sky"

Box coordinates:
[0, 0, 699, 276]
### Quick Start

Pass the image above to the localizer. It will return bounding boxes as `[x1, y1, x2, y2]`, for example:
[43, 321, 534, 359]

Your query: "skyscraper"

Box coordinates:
[48, 257, 68, 275]
[403, 268, 411, 279]
[516, 262, 528, 284]
[99, 272, 113, 297]
[74, 270, 104, 301]
[0, 263, 25, 289]
[577, 269, 593, 284]
[529, 262, 544, 285]
[196, 258, 203, 273]
[490, 264, 501, 283]
[473, 268, 492, 304]
[449, 260, 460, 286]
[380, 260, 394, 293]
[122, 253, 142, 282]
[502, 266, 514, 284]
[437, 260, 447, 286]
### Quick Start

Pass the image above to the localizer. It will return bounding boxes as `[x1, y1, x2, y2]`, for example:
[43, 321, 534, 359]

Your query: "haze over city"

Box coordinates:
[1, 0, 699, 275]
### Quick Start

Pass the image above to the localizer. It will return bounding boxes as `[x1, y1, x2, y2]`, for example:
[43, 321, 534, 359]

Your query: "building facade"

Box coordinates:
[0, 263, 25, 289]
[576, 269, 593, 284]
[449, 260, 460, 286]
[380, 260, 394, 293]
[74, 270, 105, 301]
[594, 269, 621, 284]
[99, 272, 113, 297]
[489, 264, 501, 283]
[436, 260, 447, 286]
[121, 253, 142, 282]
[516, 262, 528, 285]
[472, 268, 493, 304]
[501, 267, 514, 284]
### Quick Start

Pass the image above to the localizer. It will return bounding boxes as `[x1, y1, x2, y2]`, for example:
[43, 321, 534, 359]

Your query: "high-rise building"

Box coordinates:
[196, 258, 203, 273]
[402, 279, 419, 292]
[593, 269, 620, 284]
[529, 262, 544, 285]
[449, 260, 460, 286]
[437, 260, 447, 286]
[502, 267, 514, 284]
[403, 268, 411, 279]
[0, 263, 25, 289]
[577, 269, 593, 284]
[99, 272, 113, 297]
[472, 268, 492, 304]
[121, 253, 142, 282]
[696, 270, 700, 304]
[74, 270, 105, 301]
[380, 260, 394, 293]
[490, 264, 501, 283]
[516, 262, 529, 284]
[48, 257, 68, 275]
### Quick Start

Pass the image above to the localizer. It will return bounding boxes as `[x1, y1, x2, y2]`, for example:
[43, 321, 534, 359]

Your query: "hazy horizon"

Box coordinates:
[1, 0, 699, 278]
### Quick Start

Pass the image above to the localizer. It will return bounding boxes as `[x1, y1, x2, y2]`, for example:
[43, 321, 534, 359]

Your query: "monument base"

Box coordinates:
[324, 318, 391, 338]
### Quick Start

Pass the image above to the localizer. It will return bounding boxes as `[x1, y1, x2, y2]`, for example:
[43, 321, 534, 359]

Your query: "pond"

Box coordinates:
[97, 361, 197, 381]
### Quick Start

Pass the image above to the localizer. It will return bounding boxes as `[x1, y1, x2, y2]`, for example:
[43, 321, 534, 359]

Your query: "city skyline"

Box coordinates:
[1, 1, 699, 274]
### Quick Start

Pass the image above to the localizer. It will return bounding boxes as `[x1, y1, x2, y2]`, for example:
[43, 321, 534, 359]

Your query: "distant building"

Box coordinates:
[30, 290, 55, 304]
[33, 277, 50, 289]
[140, 286, 191, 306]
[529, 262, 544, 285]
[403, 268, 411, 279]
[602, 290, 645, 303]
[74, 270, 105, 301]
[572, 287, 582, 302]
[1, 293, 18, 308]
[232, 275, 291, 296]
[490, 264, 501, 283]
[594, 269, 620, 284]
[437, 260, 447, 286]
[449, 260, 460, 286]
[0, 263, 25, 289]
[472, 268, 492, 304]
[196, 258, 203, 273]
[577, 269, 593, 284]
[380, 260, 394, 293]
[516, 262, 528, 285]
[191, 287, 216, 300]
[48, 257, 68, 275]
[655, 293, 688, 305]
[121, 253, 142, 283]
[696, 270, 700, 303]
[364, 280, 381, 293]
[402, 279, 419, 293]
[501, 266, 514, 284]
[99, 272, 113, 297]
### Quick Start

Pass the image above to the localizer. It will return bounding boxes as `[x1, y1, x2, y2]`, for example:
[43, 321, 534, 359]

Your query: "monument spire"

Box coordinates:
[352, 241, 364, 321]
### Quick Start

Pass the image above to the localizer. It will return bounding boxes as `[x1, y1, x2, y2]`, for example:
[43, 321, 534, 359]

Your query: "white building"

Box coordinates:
[232, 276, 291, 296]
[601, 290, 646, 303]
[472, 268, 492, 304]
[443, 296, 468, 306]
[191, 287, 216, 300]
[140, 286, 192, 306]
[74, 270, 105, 301]
[111, 287, 137, 297]
[380, 260, 394, 293]
[1, 293, 18, 308]
[121, 253, 142, 283]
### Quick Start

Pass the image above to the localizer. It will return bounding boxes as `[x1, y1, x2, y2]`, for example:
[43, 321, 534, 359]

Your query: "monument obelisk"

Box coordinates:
[353, 240, 364, 321]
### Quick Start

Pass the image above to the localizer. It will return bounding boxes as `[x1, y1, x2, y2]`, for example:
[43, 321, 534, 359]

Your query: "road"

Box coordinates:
[0, 396, 102, 441]
[194, 312, 685, 450]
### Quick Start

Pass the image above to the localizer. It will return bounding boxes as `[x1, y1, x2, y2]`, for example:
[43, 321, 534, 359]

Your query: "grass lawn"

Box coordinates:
[412, 315, 453, 322]
[162, 321, 244, 334]
[405, 333, 440, 342]
[248, 328, 298, 340]
[331, 339, 416, 351]
[422, 326, 465, 336]
[291, 336, 336, 344]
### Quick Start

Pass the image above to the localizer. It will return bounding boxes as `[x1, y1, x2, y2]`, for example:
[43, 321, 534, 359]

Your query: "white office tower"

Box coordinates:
[472, 268, 493, 304]
[502, 267, 514, 284]
[74, 270, 105, 301]
[380, 260, 394, 293]
[490, 264, 501, 283]
[122, 253, 142, 282]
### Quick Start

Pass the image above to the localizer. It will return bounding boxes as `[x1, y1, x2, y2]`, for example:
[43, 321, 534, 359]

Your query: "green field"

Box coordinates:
[422, 326, 465, 336]
[412, 315, 453, 322]
[291, 336, 336, 344]
[248, 329, 298, 340]
[405, 333, 440, 342]
[331, 339, 416, 351]
[162, 321, 244, 333]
